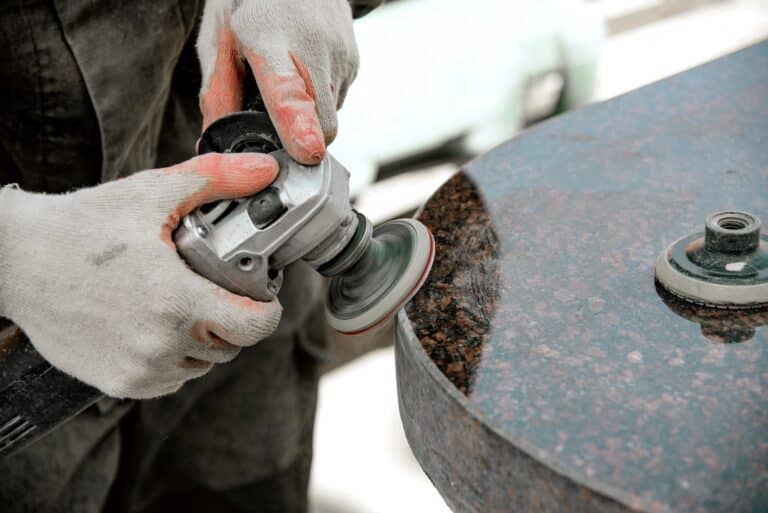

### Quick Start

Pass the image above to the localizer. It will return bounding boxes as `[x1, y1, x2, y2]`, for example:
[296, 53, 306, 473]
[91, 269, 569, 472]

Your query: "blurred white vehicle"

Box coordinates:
[330, 0, 605, 196]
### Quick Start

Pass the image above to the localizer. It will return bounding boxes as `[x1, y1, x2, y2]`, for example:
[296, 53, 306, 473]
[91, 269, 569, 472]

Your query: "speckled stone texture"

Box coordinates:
[396, 42, 768, 513]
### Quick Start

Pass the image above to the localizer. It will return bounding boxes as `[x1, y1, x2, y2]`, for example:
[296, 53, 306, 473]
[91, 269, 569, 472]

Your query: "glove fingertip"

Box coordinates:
[188, 153, 280, 201]
[289, 129, 326, 165]
[319, 106, 339, 145]
[221, 295, 283, 347]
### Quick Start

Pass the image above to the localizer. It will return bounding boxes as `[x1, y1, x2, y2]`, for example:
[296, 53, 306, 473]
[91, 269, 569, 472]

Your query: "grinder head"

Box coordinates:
[326, 219, 435, 334]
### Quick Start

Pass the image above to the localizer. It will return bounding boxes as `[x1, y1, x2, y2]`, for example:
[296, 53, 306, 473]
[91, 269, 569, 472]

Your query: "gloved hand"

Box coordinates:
[197, 0, 359, 165]
[0, 154, 282, 399]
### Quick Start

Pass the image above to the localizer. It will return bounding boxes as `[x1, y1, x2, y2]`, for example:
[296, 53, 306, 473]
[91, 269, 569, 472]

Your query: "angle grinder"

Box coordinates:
[0, 85, 434, 456]
[178, 89, 435, 334]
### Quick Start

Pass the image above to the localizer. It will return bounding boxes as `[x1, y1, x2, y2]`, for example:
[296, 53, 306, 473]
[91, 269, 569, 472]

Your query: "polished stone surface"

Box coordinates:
[396, 42, 768, 513]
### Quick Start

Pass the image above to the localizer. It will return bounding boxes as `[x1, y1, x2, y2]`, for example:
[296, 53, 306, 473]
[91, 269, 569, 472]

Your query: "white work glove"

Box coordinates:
[197, 0, 359, 164]
[0, 154, 282, 399]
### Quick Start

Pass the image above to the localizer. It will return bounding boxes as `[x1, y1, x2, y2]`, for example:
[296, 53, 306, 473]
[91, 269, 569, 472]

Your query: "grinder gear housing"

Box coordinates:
[175, 88, 434, 334]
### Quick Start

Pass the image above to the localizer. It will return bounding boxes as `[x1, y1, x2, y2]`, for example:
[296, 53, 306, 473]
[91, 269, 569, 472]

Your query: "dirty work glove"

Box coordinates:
[0, 154, 282, 399]
[197, 0, 359, 164]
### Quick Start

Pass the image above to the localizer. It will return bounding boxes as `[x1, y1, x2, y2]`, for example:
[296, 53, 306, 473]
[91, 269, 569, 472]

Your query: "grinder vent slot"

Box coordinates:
[0, 415, 36, 452]
[199, 200, 239, 226]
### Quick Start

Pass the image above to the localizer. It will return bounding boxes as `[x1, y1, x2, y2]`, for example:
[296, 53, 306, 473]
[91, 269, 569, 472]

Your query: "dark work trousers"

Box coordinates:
[0, 1, 328, 512]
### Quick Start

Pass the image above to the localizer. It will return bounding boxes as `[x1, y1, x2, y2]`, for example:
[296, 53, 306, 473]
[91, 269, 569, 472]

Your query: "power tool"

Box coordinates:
[0, 83, 435, 457]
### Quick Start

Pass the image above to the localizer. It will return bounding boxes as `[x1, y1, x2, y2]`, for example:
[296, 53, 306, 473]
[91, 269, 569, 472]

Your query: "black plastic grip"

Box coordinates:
[0, 326, 101, 456]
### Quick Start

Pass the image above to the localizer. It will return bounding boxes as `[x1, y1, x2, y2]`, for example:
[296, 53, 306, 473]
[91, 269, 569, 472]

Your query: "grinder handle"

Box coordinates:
[0, 327, 102, 457]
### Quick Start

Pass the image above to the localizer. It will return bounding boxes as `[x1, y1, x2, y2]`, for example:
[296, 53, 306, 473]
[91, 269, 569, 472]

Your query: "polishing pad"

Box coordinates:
[326, 219, 435, 334]
[655, 211, 768, 308]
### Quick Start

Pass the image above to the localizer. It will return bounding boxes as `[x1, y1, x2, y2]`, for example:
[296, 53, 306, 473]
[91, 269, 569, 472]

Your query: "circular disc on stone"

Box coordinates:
[655, 211, 768, 308]
[655, 236, 768, 308]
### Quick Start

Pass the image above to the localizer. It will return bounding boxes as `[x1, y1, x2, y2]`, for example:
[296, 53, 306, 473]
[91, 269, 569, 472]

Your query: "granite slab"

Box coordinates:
[396, 42, 768, 513]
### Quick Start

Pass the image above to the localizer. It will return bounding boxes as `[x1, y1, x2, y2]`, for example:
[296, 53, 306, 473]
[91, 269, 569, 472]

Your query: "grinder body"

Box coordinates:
[175, 150, 359, 301]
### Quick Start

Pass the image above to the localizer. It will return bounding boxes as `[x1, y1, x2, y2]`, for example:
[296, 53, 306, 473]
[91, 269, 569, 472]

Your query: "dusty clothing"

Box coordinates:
[0, 0, 331, 511]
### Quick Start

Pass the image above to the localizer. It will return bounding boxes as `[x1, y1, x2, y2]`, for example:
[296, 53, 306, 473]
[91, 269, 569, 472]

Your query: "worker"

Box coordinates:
[0, 1, 381, 511]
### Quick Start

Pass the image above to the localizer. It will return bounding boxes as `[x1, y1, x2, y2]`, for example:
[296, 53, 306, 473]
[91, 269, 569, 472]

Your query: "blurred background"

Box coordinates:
[312, 1, 768, 512]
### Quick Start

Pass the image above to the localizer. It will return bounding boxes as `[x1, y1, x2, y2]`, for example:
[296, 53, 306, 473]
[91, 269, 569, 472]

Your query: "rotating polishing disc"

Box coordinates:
[326, 219, 435, 334]
[655, 211, 768, 308]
